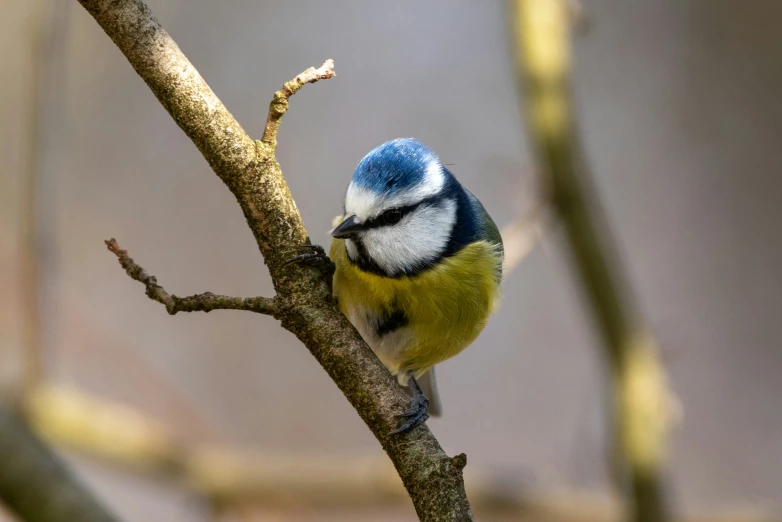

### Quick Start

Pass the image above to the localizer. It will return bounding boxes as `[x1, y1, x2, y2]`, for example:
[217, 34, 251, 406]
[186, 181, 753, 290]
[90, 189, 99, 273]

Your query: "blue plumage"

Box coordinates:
[439, 173, 480, 259]
[352, 138, 439, 195]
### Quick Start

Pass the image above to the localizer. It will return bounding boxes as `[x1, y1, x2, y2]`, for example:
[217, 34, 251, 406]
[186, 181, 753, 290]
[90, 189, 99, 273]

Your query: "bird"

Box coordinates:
[323, 138, 505, 435]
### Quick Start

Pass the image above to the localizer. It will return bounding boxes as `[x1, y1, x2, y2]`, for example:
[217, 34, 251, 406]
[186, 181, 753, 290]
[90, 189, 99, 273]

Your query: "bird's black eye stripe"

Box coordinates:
[363, 196, 441, 230]
[383, 209, 402, 224]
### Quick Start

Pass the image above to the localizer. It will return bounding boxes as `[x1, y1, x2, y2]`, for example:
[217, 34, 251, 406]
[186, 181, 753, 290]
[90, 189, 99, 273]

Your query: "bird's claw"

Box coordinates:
[388, 394, 430, 435]
[284, 244, 335, 284]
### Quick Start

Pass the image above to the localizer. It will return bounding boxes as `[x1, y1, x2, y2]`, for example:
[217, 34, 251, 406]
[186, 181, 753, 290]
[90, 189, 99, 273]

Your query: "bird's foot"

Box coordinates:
[388, 378, 430, 435]
[284, 244, 335, 285]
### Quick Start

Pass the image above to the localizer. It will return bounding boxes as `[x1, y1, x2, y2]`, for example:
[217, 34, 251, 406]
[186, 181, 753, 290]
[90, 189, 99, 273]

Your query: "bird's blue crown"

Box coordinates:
[340, 137, 488, 277]
[352, 138, 440, 195]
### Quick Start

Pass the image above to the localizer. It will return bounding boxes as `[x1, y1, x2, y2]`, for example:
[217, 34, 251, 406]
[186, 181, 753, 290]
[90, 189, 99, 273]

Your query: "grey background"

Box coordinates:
[2, 0, 781, 520]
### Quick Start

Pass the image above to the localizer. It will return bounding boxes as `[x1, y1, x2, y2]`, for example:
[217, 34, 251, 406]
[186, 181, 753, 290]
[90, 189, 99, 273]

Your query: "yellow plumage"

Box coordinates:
[330, 223, 502, 381]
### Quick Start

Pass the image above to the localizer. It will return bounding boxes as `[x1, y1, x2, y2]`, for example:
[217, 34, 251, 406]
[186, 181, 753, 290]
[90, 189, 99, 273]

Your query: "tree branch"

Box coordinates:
[509, 1, 671, 521]
[78, 0, 473, 519]
[261, 59, 335, 146]
[105, 238, 278, 316]
[0, 402, 118, 522]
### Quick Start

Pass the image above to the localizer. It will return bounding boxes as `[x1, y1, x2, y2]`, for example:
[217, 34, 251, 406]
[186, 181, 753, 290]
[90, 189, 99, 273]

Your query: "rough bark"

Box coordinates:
[77, 0, 473, 519]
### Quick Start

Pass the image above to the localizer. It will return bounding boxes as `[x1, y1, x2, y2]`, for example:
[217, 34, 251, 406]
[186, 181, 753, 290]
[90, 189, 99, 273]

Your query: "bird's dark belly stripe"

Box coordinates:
[375, 307, 408, 337]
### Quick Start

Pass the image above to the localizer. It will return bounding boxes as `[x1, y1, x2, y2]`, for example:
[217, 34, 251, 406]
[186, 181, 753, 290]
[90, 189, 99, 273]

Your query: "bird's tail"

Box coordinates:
[417, 368, 442, 417]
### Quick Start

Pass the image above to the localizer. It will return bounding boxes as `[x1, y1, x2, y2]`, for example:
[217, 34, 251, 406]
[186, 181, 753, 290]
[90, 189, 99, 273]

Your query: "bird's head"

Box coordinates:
[332, 138, 467, 277]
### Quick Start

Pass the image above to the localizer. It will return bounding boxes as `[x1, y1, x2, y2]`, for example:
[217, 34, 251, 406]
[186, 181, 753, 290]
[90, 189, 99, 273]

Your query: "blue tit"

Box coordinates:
[328, 138, 504, 434]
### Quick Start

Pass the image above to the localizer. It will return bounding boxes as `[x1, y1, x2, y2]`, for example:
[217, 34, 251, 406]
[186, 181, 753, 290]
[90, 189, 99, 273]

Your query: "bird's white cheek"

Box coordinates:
[363, 200, 456, 274]
[345, 239, 359, 261]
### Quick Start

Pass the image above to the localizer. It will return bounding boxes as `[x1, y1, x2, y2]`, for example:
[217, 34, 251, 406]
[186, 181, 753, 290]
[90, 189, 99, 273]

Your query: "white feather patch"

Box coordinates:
[361, 198, 456, 275]
[344, 159, 446, 220]
[344, 304, 413, 376]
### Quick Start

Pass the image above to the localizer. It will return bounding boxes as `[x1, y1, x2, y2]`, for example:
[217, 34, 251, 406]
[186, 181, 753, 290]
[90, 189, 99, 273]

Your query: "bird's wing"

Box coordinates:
[464, 189, 504, 282]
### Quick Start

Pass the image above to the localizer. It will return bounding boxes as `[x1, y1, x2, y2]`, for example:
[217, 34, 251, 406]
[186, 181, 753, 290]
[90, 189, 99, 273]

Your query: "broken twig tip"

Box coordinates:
[318, 58, 336, 78]
[452, 453, 467, 471]
[261, 58, 337, 145]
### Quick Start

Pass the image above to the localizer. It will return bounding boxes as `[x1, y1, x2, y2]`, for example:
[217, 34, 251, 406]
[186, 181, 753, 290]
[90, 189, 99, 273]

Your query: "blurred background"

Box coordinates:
[2, 0, 781, 520]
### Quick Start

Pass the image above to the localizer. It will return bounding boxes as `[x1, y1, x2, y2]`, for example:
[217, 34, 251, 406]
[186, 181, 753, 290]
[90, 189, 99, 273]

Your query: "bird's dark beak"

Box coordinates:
[331, 215, 363, 239]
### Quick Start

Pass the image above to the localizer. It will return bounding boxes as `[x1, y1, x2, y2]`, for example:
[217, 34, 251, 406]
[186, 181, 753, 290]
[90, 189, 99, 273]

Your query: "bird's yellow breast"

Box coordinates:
[329, 237, 502, 378]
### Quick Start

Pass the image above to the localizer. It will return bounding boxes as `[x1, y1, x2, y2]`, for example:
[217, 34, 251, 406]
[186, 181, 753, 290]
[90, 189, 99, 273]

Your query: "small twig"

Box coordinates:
[105, 239, 278, 317]
[261, 59, 335, 145]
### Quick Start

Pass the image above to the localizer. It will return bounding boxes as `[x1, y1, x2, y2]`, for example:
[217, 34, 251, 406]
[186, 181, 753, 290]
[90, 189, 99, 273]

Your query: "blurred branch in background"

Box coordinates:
[0, 0, 118, 519]
[509, 0, 673, 521]
[26, 384, 187, 479]
[18, 0, 64, 408]
[500, 168, 549, 276]
[18, 0, 70, 406]
[501, 200, 545, 277]
[76, 0, 473, 519]
[18, 0, 45, 406]
[23, 384, 777, 522]
[0, 402, 118, 522]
